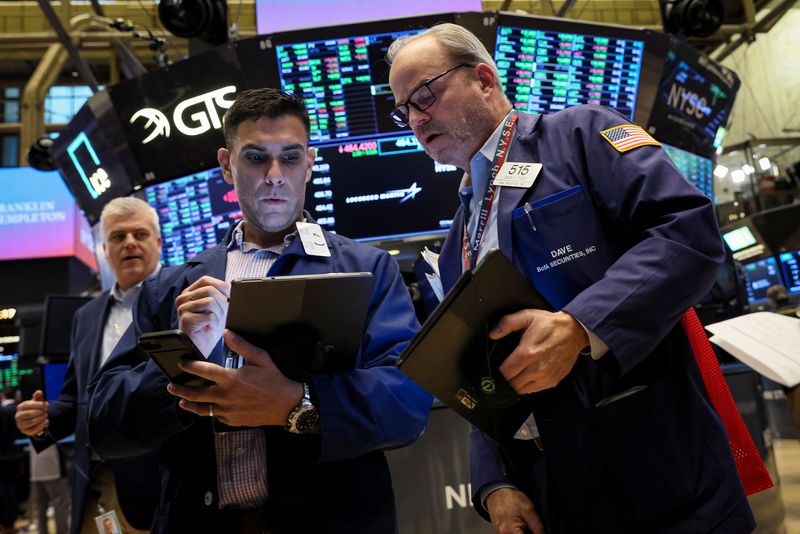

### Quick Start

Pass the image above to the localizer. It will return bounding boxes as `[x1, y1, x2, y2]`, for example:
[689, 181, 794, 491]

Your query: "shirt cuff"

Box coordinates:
[573, 318, 609, 360]
[479, 482, 518, 513]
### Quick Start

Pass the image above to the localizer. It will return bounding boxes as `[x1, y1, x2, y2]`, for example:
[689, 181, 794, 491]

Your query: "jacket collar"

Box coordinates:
[439, 112, 542, 291]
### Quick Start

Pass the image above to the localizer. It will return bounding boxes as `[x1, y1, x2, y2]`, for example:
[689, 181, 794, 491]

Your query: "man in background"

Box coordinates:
[388, 23, 754, 534]
[14, 197, 162, 534]
[0, 388, 22, 534]
[88, 88, 431, 533]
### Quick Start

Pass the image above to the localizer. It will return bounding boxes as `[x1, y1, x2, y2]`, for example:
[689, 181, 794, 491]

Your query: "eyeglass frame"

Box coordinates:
[389, 63, 474, 128]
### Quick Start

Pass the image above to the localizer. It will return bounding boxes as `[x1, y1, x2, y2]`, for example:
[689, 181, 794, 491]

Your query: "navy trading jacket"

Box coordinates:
[33, 294, 160, 534]
[437, 106, 755, 533]
[87, 225, 432, 534]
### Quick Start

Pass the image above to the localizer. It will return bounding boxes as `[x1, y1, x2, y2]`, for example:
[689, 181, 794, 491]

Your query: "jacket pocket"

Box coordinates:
[511, 186, 616, 309]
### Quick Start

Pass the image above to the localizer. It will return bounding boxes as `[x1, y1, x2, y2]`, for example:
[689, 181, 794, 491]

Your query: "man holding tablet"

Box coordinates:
[87, 88, 431, 534]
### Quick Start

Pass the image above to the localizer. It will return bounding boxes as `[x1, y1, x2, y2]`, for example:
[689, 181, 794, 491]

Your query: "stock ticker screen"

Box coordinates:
[742, 257, 784, 305]
[494, 25, 645, 120]
[0, 353, 33, 390]
[662, 143, 714, 199]
[275, 29, 418, 144]
[273, 27, 462, 240]
[308, 135, 460, 240]
[779, 250, 800, 296]
[142, 168, 242, 266]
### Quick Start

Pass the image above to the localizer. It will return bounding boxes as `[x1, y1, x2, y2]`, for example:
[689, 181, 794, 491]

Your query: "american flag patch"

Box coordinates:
[600, 124, 660, 153]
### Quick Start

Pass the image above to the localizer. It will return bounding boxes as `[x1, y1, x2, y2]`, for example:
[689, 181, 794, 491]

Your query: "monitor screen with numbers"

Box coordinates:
[662, 142, 714, 199]
[778, 250, 800, 297]
[493, 13, 667, 126]
[233, 13, 485, 242]
[138, 167, 243, 267]
[742, 257, 784, 305]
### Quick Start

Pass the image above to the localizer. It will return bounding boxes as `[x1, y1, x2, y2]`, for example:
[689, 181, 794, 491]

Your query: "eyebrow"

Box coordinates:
[240, 143, 305, 152]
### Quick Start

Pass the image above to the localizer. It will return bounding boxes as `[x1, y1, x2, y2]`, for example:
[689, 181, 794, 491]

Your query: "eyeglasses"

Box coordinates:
[389, 63, 473, 127]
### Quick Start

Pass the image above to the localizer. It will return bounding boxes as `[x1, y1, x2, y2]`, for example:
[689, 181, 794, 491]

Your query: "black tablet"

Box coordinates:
[226, 272, 375, 372]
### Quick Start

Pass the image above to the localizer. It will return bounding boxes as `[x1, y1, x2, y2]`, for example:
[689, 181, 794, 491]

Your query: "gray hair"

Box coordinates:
[99, 197, 161, 239]
[387, 23, 505, 91]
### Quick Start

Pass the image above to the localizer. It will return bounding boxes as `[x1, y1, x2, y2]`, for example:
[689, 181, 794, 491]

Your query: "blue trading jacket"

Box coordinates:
[438, 106, 755, 533]
[87, 225, 431, 534]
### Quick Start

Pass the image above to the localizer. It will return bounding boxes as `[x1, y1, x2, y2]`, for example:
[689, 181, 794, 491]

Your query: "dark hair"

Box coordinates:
[222, 88, 311, 148]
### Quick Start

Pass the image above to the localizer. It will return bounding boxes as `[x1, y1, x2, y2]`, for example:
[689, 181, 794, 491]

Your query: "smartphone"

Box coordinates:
[138, 330, 214, 387]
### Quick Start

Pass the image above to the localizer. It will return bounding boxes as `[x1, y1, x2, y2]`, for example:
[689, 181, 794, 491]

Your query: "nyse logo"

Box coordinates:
[66, 132, 111, 199]
[130, 85, 237, 144]
[444, 483, 473, 510]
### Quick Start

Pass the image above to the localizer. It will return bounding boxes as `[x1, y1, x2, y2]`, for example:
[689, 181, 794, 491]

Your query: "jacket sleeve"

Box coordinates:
[560, 106, 725, 375]
[469, 426, 513, 521]
[33, 307, 85, 451]
[313, 251, 432, 461]
[87, 274, 191, 462]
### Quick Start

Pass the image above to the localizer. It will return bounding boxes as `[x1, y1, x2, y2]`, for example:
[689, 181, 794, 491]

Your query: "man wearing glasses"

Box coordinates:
[388, 23, 755, 534]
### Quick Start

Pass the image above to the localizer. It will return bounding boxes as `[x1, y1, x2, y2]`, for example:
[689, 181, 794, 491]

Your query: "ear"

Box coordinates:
[474, 63, 498, 95]
[218, 147, 233, 185]
[305, 147, 316, 184]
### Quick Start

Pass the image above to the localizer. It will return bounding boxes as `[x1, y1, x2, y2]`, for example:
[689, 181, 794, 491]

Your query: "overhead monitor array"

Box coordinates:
[50, 11, 737, 266]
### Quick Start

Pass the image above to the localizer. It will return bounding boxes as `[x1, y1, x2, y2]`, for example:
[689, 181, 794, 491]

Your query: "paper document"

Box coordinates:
[706, 312, 800, 387]
[420, 247, 444, 302]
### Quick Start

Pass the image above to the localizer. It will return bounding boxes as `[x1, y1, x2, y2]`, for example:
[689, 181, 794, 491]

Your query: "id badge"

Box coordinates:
[95, 510, 121, 534]
[493, 162, 541, 188]
[296, 221, 331, 257]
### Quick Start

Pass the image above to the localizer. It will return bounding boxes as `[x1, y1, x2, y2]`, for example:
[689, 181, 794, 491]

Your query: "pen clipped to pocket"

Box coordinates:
[594, 385, 647, 407]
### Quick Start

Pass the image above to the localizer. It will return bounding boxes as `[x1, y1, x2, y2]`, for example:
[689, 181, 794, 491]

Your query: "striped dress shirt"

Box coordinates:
[216, 221, 295, 509]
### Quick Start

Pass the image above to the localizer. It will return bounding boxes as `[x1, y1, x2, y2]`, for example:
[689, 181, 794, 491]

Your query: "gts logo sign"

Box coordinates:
[130, 85, 237, 144]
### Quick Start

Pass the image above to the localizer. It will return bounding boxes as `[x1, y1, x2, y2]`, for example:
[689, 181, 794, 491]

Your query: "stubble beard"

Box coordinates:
[424, 102, 497, 169]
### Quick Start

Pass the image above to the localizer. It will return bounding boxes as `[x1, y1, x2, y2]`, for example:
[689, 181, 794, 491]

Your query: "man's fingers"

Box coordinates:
[167, 380, 216, 403]
[176, 294, 226, 317]
[32, 390, 45, 402]
[524, 511, 546, 534]
[175, 359, 227, 383]
[16, 413, 49, 435]
[222, 330, 273, 368]
[182, 275, 231, 297]
[176, 399, 210, 418]
[489, 310, 532, 340]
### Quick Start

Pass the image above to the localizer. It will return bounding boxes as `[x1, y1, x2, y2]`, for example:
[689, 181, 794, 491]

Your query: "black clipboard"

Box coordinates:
[397, 250, 552, 443]
[226, 272, 375, 379]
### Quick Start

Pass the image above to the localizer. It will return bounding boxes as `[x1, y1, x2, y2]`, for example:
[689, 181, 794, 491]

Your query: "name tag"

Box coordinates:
[493, 162, 541, 188]
[296, 222, 331, 257]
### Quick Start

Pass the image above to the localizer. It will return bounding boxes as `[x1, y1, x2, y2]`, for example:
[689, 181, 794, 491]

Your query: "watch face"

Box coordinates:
[294, 406, 320, 434]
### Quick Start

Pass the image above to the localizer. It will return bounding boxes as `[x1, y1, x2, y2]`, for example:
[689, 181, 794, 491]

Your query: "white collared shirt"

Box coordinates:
[100, 264, 162, 369]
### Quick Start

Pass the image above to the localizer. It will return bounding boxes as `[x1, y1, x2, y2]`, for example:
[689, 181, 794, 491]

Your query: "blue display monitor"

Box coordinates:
[779, 250, 800, 296]
[662, 142, 714, 199]
[742, 257, 784, 305]
[646, 38, 740, 157]
[42, 362, 68, 401]
[493, 14, 667, 124]
[141, 168, 243, 267]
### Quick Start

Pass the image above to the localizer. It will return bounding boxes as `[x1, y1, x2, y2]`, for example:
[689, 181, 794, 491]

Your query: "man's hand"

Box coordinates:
[166, 330, 304, 428]
[175, 275, 230, 357]
[15, 390, 49, 437]
[486, 487, 545, 534]
[492, 310, 588, 394]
